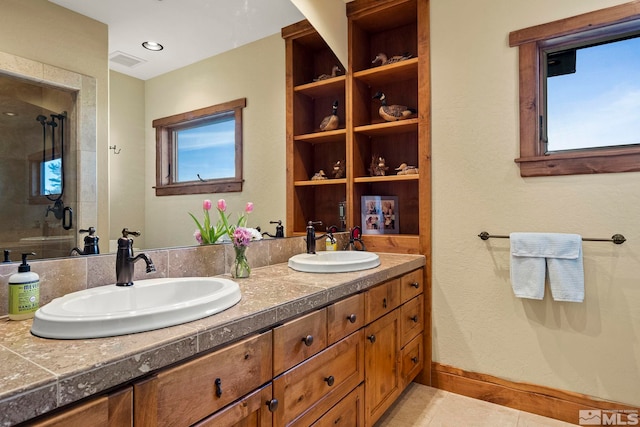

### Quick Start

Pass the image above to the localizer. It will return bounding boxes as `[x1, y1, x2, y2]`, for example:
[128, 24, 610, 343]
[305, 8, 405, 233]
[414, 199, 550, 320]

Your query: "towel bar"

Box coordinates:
[478, 231, 626, 245]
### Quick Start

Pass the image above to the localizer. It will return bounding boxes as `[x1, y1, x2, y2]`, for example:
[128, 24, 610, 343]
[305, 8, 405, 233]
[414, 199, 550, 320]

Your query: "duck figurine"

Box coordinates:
[319, 100, 339, 131]
[332, 160, 346, 179]
[395, 163, 419, 175]
[372, 52, 412, 66]
[311, 170, 327, 180]
[369, 156, 389, 176]
[314, 65, 342, 81]
[372, 91, 417, 122]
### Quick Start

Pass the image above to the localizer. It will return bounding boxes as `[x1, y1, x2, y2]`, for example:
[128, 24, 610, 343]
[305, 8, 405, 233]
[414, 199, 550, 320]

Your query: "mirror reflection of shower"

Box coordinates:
[0, 73, 78, 260]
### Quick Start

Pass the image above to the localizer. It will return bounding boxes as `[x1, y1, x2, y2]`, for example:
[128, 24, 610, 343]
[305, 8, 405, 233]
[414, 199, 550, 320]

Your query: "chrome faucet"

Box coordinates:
[116, 228, 156, 286]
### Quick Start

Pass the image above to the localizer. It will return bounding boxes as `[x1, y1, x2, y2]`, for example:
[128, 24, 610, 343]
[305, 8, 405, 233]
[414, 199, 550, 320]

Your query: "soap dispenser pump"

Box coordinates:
[8, 252, 40, 320]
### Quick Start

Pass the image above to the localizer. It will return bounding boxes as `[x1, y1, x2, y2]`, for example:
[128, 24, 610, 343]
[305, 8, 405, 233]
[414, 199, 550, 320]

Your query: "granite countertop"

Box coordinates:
[0, 253, 425, 426]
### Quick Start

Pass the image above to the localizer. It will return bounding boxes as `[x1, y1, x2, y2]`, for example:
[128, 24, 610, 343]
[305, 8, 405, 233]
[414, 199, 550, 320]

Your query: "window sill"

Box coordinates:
[155, 179, 243, 196]
[515, 147, 640, 177]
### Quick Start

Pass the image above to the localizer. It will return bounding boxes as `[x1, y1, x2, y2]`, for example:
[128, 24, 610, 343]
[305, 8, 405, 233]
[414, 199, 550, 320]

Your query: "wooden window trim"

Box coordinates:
[509, 2, 640, 177]
[153, 98, 246, 196]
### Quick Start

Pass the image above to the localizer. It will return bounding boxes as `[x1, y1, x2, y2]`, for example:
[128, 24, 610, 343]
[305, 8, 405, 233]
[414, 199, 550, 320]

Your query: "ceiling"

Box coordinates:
[48, 0, 305, 81]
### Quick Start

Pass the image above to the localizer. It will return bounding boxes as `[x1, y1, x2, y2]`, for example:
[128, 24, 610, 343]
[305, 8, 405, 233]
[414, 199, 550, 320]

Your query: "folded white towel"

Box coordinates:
[510, 233, 584, 302]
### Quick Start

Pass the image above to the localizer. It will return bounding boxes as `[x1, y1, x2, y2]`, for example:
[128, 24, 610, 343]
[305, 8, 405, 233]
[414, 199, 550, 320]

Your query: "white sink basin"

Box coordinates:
[31, 277, 241, 339]
[288, 251, 380, 273]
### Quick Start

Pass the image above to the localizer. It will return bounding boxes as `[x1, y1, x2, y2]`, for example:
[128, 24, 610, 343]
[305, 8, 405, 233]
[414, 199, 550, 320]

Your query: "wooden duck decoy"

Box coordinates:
[311, 170, 327, 180]
[314, 65, 342, 81]
[319, 100, 339, 131]
[372, 52, 412, 66]
[395, 163, 419, 175]
[369, 156, 389, 176]
[332, 160, 346, 179]
[372, 92, 417, 122]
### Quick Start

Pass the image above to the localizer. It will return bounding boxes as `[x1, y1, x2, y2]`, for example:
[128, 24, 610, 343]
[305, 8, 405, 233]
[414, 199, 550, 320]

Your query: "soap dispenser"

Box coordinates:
[8, 252, 40, 320]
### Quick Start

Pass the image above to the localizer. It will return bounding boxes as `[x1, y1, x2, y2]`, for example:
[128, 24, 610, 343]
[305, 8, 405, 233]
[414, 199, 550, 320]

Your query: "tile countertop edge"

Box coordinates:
[0, 253, 425, 426]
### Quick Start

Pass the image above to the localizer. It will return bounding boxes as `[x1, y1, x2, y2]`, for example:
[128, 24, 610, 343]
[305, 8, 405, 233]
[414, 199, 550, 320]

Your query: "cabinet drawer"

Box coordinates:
[401, 334, 423, 388]
[400, 268, 424, 303]
[194, 384, 273, 427]
[400, 295, 424, 346]
[273, 330, 364, 427]
[310, 384, 364, 427]
[134, 331, 272, 427]
[327, 293, 364, 345]
[365, 278, 400, 324]
[273, 308, 328, 375]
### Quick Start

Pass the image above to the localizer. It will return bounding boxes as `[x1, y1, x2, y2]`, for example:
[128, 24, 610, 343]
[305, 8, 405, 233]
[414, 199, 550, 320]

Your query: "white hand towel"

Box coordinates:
[510, 233, 584, 302]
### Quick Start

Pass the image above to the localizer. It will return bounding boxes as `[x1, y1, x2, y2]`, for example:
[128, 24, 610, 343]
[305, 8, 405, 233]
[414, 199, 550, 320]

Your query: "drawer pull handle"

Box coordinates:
[382, 298, 387, 309]
[411, 282, 420, 289]
[347, 314, 357, 323]
[367, 334, 376, 344]
[302, 335, 314, 346]
[214, 378, 222, 398]
[412, 356, 419, 364]
[411, 315, 419, 323]
[266, 398, 279, 412]
[324, 375, 335, 386]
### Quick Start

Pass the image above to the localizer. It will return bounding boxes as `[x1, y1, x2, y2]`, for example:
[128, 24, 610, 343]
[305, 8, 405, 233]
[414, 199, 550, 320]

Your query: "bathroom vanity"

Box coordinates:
[0, 253, 425, 426]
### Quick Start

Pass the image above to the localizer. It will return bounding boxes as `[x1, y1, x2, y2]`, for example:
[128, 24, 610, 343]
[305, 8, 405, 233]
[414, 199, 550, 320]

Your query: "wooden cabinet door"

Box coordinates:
[364, 310, 401, 427]
[134, 331, 272, 427]
[400, 334, 423, 389]
[364, 278, 400, 324]
[310, 384, 364, 427]
[273, 308, 328, 375]
[400, 294, 424, 347]
[194, 384, 273, 427]
[31, 387, 132, 427]
[327, 293, 364, 345]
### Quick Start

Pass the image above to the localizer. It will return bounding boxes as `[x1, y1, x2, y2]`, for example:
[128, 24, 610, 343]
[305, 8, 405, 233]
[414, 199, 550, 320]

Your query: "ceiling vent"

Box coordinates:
[109, 51, 146, 68]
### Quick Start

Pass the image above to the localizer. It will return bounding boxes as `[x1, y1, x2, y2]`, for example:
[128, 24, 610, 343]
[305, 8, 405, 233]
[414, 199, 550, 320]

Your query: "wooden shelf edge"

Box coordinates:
[294, 75, 346, 94]
[354, 174, 419, 183]
[354, 119, 418, 136]
[294, 179, 347, 187]
[353, 57, 418, 81]
[294, 129, 347, 143]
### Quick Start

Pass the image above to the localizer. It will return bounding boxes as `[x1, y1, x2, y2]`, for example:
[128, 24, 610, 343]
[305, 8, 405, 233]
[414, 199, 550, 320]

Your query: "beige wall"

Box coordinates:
[143, 33, 287, 249]
[108, 71, 146, 248]
[431, 0, 639, 405]
[0, 0, 109, 240]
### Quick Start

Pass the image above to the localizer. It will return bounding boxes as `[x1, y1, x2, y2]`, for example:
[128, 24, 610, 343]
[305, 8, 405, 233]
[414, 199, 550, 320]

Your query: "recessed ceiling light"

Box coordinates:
[142, 41, 164, 51]
[3, 112, 17, 117]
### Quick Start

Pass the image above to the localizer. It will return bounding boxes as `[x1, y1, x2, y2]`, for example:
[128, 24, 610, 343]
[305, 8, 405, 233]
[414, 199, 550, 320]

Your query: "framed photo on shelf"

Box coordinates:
[361, 195, 399, 235]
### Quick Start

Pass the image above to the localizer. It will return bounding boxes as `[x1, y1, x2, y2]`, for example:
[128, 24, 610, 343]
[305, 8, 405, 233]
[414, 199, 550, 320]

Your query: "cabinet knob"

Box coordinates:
[302, 335, 314, 347]
[367, 334, 376, 343]
[266, 398, 279, 412]
[412, 356, 419, 364]
[411, 315, 419, 323]
[214, 378, 222, 398]
[411, 281, 420, 289]
[324, 375, 335, 386]
[347, 314, 357, 323]
[382, 298, 387, 309]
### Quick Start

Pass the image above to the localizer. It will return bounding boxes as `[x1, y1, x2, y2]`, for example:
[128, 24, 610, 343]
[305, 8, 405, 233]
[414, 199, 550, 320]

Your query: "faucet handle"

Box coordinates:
[79, 227, 96, 235]
[121, 228, 141, 238]
[307, 220, 323, 227]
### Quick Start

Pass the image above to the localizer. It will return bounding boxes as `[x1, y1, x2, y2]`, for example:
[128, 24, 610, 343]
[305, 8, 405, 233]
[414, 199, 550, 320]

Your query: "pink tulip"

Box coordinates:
[203, 199, 212, 211]
[245, 202, 254, 214]
[217, 199, 227, 212]
[194, 230, 203, 244]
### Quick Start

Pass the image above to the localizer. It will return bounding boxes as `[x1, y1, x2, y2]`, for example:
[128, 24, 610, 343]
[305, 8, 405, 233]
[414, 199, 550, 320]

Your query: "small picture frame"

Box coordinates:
[361, 195, 399, 234]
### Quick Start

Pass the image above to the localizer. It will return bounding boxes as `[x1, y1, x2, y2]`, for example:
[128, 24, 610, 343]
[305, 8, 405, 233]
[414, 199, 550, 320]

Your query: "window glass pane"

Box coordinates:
[176, 116, 235, 182]
[546, 36, 640, 152]
[42, 158, 62, 195]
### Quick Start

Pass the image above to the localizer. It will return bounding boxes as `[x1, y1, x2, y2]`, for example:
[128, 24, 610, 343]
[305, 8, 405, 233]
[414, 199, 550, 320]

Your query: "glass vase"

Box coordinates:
[232, 245, 251, 278]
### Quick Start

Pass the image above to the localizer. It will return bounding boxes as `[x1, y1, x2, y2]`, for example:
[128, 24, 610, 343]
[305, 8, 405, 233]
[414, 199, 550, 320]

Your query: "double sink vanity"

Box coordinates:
[0, 250, 426, 426]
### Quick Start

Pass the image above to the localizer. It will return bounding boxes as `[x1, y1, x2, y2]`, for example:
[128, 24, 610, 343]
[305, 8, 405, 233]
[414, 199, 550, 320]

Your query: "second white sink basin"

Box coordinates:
[288, 251, 380, 273]
[31, 277, 241, 339]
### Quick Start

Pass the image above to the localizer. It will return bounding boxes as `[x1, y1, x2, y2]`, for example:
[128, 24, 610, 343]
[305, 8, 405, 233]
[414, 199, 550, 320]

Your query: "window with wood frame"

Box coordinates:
[510, 2, 640, 177]
[153, 98, 246, 196]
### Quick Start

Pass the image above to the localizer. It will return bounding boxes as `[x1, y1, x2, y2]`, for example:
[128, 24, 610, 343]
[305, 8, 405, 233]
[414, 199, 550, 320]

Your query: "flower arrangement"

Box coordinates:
[189, 199, 258, 278]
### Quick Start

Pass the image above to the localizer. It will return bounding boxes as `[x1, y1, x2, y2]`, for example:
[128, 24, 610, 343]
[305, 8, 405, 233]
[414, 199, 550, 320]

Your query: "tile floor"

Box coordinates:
[375, 383, 579, 427]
